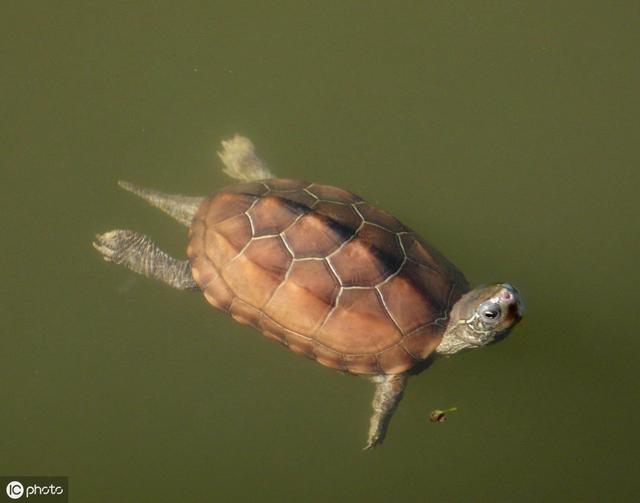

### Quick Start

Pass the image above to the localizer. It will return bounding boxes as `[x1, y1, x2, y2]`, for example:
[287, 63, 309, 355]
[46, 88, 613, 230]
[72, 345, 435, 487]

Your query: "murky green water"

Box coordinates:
[2, 2, 638, 501]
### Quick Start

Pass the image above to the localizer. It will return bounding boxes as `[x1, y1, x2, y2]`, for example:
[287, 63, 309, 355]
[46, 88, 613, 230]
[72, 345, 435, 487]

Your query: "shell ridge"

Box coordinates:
[361, 219, 396, 234]
[326, 218, 366, 260]
[302, 187, 319, 199]
[372, 235, 407, 288]
[243, 198, 261, 235]
[231, 236, 292, 277]
[374, 286, 404, 336]
[312, 286, 343, 338]
[260, 245, 296, 313]
[214, 215, 255, 267]
[279, 211, 309, 236]
[324, 257, 343, 286]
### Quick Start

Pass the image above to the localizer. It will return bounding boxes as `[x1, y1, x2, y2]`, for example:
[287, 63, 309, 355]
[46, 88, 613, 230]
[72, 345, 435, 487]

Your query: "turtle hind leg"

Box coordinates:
[363, 374, 408, 450]
[217, 135, 274, 181]
[93, 230, 196, 290]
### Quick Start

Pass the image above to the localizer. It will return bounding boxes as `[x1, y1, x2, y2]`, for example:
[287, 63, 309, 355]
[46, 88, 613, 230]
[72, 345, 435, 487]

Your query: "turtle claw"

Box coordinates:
[93, 233, 117, 263]
[92, 230, 137, 264]
[362, 435, 381, 451]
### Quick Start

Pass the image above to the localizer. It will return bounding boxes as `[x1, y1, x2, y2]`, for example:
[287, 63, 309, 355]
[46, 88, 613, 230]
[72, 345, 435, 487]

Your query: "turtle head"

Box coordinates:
[436, 283, 524, 355]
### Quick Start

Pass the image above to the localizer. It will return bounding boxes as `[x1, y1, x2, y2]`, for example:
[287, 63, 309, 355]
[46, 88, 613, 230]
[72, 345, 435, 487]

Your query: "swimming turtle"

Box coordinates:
[93, 135, 523, 449]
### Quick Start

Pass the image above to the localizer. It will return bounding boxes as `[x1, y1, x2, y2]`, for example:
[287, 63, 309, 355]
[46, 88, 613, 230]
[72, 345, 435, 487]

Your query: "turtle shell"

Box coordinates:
[187, 179, 469, 375]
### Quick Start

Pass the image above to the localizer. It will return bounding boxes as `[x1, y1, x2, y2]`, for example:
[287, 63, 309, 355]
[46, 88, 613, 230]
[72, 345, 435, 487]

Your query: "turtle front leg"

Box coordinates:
[93, 230, 196, 290]
[217, 135, 274, 181]
[364, 374, 407, 450]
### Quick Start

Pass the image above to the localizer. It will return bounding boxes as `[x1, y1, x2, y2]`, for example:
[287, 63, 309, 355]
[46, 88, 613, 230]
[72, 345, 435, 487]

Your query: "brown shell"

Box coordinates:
[187, 179, 469, 375]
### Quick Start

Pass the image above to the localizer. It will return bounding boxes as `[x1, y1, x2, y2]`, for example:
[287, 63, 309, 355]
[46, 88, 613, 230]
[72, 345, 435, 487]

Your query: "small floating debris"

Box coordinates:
[429, 407, 459, 423]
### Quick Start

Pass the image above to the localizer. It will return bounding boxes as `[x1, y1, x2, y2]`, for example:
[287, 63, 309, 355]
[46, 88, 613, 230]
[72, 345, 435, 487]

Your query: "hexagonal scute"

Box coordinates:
[213, 214, 253, 253]
[274, 190, 318, 208]
[400, 233, 446, 273]
[399, 260, 453, 316]
[243, 236, 292, 276]
[328, 223, 404, 287]
[315, 288, 402, 354]
[203, 193, 256, 227]
[400, 234, 469, 292]
[306, 183, 361, 203]
[283, 212, 355, 258]
[204, 227, 242, 270]
[354, 202, 408, 232]
[247, 195, 307, 237]
[222, 237, 291, 309]
[377, 263, 443, 334]
[313, 200, 362, 231]
[264, 259, 339, 335]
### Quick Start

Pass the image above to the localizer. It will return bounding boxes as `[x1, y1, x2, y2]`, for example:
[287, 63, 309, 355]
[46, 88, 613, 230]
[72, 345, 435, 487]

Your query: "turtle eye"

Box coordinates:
[478, 301, 501, 323]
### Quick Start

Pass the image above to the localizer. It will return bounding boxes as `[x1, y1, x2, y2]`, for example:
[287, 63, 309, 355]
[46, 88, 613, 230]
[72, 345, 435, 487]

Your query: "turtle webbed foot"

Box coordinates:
[363, 374, 407, 452]
[218, 135, 274, 182]
[93, 230, 141, 265]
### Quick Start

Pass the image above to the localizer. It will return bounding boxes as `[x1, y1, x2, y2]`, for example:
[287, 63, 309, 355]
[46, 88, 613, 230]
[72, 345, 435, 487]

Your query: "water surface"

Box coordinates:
[1, 2, 638, 501]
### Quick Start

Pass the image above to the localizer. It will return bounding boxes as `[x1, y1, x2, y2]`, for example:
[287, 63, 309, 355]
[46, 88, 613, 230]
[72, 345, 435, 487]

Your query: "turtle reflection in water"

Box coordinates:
[93, 136, 524, 449]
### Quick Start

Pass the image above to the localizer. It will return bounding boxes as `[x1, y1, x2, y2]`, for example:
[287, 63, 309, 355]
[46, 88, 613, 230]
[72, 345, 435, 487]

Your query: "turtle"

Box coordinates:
[93, 135, 524, 449]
